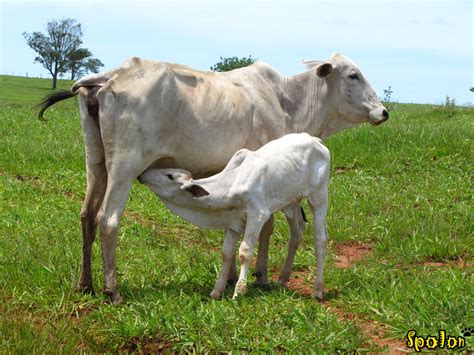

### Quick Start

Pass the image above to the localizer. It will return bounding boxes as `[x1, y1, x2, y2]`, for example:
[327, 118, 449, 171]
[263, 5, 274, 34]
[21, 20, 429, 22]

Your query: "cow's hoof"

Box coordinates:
[226, 277, 237, 287]
[277, 278, 289, 288]
[209, 289, 222, 300]
[253, 277, 269, 288]
[77, 284, 95, 295]
[254, 280, 271, 291]
[105, 290, 122, 305]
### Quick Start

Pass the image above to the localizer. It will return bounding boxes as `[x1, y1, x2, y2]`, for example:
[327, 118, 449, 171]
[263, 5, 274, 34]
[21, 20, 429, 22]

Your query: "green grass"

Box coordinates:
[0, 76, 472, 352]
[0, 75, 73, 105]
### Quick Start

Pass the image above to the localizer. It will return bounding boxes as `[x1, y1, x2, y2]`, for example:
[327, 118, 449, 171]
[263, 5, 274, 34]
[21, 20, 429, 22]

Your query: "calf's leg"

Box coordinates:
[307, 188, 329, 300]
[233, 212, 269, 298]
[210, 229, 240, 299]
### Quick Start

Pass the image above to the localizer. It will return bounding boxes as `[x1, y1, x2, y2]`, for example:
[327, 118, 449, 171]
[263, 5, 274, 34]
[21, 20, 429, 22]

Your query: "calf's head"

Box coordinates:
[138, 168, 209, 201]
[304, 53, 389, 126]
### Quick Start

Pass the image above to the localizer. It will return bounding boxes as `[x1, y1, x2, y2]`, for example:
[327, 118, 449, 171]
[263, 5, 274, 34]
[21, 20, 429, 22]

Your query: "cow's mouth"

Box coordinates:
[369, 117, 388, 126]
[368, 109, 389, 126]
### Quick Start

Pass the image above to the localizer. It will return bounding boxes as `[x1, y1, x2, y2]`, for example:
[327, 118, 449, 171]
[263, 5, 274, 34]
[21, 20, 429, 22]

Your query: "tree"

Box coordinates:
[210, 55, 256, 72]
[470, 87, 474, 93]
[67, 48, 104, 80]
[23, 18, 103, 88]
[23, 18, 82, 89]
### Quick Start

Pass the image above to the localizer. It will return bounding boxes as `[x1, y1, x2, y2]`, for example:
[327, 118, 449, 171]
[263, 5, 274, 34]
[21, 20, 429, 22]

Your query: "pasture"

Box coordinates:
[0, 74, 472, 352]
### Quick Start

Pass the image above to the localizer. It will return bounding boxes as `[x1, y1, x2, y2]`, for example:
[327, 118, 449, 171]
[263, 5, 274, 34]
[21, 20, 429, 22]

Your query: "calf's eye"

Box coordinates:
[166, 174, 174, 180]
[349, 73, 359, 80]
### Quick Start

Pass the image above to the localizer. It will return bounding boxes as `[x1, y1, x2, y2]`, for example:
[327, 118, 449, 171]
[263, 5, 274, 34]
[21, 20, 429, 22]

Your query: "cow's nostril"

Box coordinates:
[382, 109, 389, 120]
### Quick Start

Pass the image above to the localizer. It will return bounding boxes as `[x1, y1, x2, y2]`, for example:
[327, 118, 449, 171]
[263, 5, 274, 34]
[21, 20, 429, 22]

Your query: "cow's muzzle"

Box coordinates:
[368, 108, 389, 126]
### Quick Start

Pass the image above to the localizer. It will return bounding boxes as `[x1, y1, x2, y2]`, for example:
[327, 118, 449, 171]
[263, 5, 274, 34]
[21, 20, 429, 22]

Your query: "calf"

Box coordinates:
[138, 133, 330, 299]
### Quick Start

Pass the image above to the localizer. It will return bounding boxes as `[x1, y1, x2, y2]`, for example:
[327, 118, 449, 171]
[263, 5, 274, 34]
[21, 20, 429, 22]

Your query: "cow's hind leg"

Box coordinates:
[78, 162, 107, 293]
[97, 162, 139, 304]
[77, 103, 106, 294]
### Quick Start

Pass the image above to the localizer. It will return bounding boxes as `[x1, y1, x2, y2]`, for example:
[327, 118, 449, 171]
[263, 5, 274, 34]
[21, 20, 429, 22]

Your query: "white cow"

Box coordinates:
[138, 133, 330, 299]
[39, 53, 388, 304]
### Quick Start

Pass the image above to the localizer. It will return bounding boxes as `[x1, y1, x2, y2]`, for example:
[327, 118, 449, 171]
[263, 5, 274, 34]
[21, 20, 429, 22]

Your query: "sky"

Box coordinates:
[1, 0, 473, 105]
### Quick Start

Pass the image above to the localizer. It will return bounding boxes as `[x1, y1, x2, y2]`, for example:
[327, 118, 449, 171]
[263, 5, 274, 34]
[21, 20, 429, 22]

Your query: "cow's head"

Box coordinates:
[303, 53, 389, 126]
[138, 168, 209, 200]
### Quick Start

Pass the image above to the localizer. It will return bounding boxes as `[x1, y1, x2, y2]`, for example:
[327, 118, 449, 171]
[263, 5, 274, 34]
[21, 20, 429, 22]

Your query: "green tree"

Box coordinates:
[470, 87, 474, 93]
[23, 18, 103, 88]
[67, 48, 104, 80]
[210, 55, 256, 72]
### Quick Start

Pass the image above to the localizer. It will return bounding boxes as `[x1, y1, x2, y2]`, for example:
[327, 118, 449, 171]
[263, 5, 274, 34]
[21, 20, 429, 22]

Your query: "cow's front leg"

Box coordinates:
[233, 212, 269, 298]
[210, 229, 239, 299]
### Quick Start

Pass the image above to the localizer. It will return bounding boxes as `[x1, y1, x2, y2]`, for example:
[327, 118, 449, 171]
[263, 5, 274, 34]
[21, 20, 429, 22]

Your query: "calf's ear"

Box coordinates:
[183, 184, 210, 198]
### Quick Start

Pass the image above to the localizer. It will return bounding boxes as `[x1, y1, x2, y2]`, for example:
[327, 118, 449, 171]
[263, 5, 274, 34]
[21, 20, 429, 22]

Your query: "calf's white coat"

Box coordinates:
[139, 133, 330, 299]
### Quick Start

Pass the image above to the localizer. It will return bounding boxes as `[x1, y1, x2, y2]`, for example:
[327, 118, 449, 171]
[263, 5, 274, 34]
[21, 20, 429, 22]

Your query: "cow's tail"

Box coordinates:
[38, 91, 78, 121]
[38, 73, 110, 121]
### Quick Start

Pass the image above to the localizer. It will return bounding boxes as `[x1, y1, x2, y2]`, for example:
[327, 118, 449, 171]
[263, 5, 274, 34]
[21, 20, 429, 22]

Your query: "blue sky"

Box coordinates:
[1, 0, 472, 104]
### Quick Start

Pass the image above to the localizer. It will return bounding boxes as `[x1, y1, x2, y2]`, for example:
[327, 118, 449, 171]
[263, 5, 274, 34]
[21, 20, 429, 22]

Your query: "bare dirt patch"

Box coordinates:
[282, 271, 314, 297]
[325, 305, 410, 353]
[417, 259, 474, 269]
[273, 270, 408, 352]
[334, 242, 373, 268]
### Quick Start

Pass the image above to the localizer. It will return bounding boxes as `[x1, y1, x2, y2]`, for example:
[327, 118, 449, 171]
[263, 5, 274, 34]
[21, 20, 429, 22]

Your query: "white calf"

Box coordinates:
[138, 133, 330, 299]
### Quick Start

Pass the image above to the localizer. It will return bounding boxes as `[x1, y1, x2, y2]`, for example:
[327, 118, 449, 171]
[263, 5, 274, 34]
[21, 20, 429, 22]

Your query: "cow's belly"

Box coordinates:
[148, 117, 251, 177]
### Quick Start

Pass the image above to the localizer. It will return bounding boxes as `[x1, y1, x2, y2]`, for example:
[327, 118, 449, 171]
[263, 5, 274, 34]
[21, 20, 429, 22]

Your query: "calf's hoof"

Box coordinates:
[232, 280, 248, 299]
[312, 290, 324, 301]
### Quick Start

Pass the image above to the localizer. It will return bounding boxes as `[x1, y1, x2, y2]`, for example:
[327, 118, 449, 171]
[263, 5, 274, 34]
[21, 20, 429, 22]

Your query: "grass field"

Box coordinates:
[1, 75, 473, 352]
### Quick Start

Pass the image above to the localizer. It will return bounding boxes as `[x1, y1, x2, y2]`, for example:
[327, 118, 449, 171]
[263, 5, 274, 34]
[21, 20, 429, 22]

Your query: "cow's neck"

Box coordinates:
[282, 70, 354, 139]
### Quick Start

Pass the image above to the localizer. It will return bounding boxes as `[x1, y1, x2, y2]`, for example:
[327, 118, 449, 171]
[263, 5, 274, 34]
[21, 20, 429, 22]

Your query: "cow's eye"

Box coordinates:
[349, 73, 359, 80]
[166, 174, 173, 180]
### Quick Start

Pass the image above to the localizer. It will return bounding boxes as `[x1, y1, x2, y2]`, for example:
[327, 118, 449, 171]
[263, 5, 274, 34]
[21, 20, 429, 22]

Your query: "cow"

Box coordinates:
[38, 52, 388, 304]
[138, 133, 330, 299]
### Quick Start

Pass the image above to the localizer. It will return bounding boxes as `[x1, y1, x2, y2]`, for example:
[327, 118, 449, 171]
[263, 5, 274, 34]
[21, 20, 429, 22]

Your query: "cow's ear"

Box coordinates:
[183, 184, 210, 198]
[302, 60, 322, 70]
[316, 63, 333, 78]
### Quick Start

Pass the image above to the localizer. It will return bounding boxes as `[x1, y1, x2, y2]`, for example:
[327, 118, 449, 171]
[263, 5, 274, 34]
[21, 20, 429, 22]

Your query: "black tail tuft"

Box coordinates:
[300, 206, 308, 223]
[38, 90, 78, 121]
